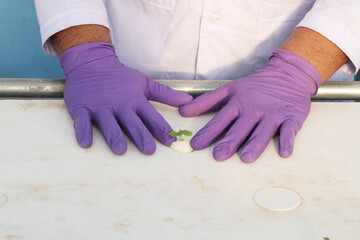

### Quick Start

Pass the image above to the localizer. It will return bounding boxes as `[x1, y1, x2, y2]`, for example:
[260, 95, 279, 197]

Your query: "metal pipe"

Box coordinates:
[1, 78, 360, 100]
[0, 78, 65, 98]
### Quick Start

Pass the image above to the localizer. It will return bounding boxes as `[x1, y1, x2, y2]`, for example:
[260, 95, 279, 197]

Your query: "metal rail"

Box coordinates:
[1, 78, 360, 100]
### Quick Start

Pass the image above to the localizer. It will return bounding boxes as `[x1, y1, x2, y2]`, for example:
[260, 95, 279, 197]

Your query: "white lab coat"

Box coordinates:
[35, 0, 360, 81]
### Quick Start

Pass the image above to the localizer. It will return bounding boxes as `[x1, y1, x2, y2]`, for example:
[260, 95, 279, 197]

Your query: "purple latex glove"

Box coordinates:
[180, 49, 322, 163]
[61, 42, 193, 155]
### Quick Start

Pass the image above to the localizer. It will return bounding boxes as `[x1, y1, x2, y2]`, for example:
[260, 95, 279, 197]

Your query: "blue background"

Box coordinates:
[0, 1, 65, 78]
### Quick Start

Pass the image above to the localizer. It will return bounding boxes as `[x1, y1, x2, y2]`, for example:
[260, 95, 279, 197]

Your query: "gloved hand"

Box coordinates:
[179, 49, 322, 163]
[61, 42, 193, 155]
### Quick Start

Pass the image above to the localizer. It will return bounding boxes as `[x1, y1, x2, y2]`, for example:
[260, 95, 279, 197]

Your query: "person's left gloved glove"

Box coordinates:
[61, 42, 193, 155]
[179, 49, 322, 163]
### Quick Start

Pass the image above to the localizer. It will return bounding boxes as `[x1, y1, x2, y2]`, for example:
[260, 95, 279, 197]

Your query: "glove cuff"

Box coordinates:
[271, 49, 322, 96]
[60, 42, 119, 75]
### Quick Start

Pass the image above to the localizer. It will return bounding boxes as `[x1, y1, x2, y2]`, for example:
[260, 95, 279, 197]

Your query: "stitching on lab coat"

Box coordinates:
[164, 5, 175, 79]
[255, 1, 261, 74]
[194, 0, 206, 80]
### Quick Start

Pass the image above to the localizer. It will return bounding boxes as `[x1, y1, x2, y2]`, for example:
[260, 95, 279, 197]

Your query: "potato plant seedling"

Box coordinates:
[168, 130, 192, 141]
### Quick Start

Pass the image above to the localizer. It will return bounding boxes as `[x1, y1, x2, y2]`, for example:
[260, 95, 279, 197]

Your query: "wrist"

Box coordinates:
[60, 42, 119, 75]
[269, 49, 322, 96]
[51, 24, 112, 56]
[281, 27, 349, 83]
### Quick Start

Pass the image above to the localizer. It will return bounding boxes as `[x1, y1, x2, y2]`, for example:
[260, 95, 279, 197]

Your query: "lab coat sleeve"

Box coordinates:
[297, 0, 360, 75]
[34, 0, 109, 56]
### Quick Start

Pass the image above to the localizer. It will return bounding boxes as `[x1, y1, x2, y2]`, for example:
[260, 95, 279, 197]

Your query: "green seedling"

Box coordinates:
[323, 238, 330, 240]
[168, 130, 193, 141]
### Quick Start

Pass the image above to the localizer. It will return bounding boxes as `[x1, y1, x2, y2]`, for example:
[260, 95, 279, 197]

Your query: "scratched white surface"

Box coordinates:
[0, 100, 359, 240]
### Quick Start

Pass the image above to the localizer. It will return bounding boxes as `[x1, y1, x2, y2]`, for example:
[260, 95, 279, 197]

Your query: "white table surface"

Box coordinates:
[0, 100, 359, 240]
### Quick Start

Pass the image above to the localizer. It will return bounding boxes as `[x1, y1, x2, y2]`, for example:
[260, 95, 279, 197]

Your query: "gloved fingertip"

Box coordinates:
[111, 141, 127, 155]
[164, 135, 177, 146]
[183, 96, 194, 105]
[178, 105, 193, 117]
[137, 139, 156, 155]
[190, 137, 207, 150]
[279, 146, 293, 158]
[239, 151, 256, 164]
[279, 120, 297, 158]
[176, 93, 194, 105]
[141, 144, 156, 155]
[78, 139, 92, 149]
[213, 146, 230, 161]
[147, 80, 193, 107]
[73, 115, 92, 148]
[76, 132, 92, 148]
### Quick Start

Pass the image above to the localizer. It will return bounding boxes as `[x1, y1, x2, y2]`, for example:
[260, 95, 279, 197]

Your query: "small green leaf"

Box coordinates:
[323, 238, 330, 240]
[168, 131, 180, 137]
[180, 130, 193, 136]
